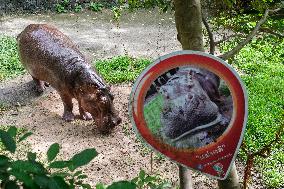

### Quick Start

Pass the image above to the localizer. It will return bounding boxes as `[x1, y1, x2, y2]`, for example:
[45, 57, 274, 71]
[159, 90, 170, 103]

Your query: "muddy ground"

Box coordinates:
[0, 10, 264, 188]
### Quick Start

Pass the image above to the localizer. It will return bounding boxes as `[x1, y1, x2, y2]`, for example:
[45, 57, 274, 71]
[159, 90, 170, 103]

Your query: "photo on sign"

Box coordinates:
[143, 66, 233, 149]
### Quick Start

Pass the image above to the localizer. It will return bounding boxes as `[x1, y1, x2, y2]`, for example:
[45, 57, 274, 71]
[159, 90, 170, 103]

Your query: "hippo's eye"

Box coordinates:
[101, 96, 107, 101]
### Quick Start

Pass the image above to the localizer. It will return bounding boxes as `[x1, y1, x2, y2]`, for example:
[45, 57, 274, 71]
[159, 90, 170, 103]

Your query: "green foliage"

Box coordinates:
[0, 130, 16, 153]
[55, 0, 83, 13]
[97, 170, 172, 189]
[132, 170, 172, 189]
[107, 181, 136, 189]
[69, 149, 98, 171]
[117, 0, 172, 12]
[55, 0, 69, 13]
[110, 0, 173, 22]
[94, 56, 151, 83]
[74, 3, 83, 13]
[47, 143, 60, 162]
[111, 6, 122, 22]
[211, 12, 283, 35]
[0, 36, 25, 81]
[220, 36, 284, 188]
[0, 126, 97, 188]
[89, 2, 104, 12]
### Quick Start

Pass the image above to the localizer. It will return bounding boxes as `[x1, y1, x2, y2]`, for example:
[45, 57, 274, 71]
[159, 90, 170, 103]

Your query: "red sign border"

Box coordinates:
[129, 50, 248, 180]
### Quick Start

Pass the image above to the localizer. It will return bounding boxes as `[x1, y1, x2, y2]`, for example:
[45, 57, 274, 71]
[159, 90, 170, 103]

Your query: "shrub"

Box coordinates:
[0, 36, 25, 81]
[220, 36, 284, 188]
[0, 126, 96, 188]
[89, 2, 104, 12]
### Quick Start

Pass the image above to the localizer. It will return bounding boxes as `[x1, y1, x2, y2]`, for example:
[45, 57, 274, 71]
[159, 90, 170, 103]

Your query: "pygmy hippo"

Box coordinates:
[17, 24, 121, 133]
[159, 67, 231, 148]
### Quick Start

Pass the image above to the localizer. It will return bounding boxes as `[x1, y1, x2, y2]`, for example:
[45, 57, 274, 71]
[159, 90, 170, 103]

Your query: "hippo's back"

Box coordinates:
[17, 24, 85, 86]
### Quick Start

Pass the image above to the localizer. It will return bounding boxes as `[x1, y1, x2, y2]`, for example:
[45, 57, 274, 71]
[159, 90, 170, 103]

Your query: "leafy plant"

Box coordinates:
[55, 3, 67, 13]
[0, 36, 25, 81]
[220, 36, 284, 188]
[0, 126, 97, 188]
[74, 4, 83, 13]
[117, 0, 173, 12]
[131, 170, 172, 189]
[96, 170, 172, 189]
[55, 0, 70, 13]
[89, 2, 103, 12]
[111, 6, 122, 22]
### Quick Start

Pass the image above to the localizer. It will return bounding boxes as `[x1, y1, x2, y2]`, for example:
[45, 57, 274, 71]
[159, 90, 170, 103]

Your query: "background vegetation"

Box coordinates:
[0, 36, 25, 81]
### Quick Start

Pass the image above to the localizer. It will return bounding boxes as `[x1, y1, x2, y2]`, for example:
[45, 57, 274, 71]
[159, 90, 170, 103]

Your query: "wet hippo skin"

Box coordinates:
[17, 24, 121, 133]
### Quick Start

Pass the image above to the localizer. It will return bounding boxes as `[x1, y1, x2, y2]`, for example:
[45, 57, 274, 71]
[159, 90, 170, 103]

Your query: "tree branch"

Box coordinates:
[214, 33, 246, 45]
[218, 9, 271, 60]
[202, 15, 215, 55]
[259, 27, 284, 38]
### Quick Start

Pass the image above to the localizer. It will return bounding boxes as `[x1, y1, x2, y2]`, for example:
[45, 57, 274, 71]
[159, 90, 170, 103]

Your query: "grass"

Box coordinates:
[94, 56, 151, 83]
[0, 36, 25, 81]
[221, 36, 284, 188]
[144, 94, 164, 135]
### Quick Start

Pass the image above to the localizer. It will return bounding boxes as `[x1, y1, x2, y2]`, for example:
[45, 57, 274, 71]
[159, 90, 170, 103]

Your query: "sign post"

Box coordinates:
[129, 51, 248, 182]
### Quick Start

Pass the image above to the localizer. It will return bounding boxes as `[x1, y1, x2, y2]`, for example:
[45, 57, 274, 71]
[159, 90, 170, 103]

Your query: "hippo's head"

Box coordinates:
[73, 66, 122, 134]
[159, 71, 219, 139]
[78, 86, 122, 134]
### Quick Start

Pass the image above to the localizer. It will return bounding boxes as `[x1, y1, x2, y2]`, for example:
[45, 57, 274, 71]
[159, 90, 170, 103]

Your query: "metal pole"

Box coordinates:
[179, 165, 193, 189]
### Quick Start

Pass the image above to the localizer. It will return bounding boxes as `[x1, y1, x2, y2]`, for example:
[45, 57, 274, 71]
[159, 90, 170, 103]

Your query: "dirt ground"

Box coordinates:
[0, 10, 264, 188]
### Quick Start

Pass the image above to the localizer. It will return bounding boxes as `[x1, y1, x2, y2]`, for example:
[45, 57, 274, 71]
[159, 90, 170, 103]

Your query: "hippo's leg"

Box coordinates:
[59, 93, 75, 122]
[32, 76, 46, 93]
[79, 105, 93, 120]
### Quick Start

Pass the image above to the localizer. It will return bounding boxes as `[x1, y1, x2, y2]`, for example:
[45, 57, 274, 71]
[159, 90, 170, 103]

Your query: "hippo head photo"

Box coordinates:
[143, 66, 233, 149]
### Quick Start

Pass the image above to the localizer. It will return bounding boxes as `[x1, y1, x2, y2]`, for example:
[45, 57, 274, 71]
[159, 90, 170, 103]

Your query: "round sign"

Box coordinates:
[129, 51, 248, 180]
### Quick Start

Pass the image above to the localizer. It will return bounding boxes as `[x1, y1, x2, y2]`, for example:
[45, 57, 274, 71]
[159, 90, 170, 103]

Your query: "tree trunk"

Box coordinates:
[174, 0, 204, 51]
[173, 0, 240, 188]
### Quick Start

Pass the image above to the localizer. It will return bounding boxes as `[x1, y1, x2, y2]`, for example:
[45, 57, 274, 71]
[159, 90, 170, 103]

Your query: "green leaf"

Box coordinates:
[48, 176, 69, 189]
[34, 175, 50, 188]
[107, 181, 136, 189]
[144, 175, 157, 183]
[74, 170, 82, 177]
[27, 152, 36, 162]
[0, 130, 16, 153]
[96, 183, 106, 189]
[139, 170, 146, 180]
[77, 174, 88, 179]
[9, 169, 35, 188]
[49, 161, 71, 169]
[131, 177, 138, 184]
[47, 143, 60, 162]
[51, 171, 72, 178]
[7, 126, 17, 138]
[81, 183, 92, 189]
[11, 160, 46, 174]
[18, 132, 33, 142]
[69, 148, 98, 171]
[4, 180, 19, 189]
[0, 155, 9, 166]
[158, 182, 172, 188]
